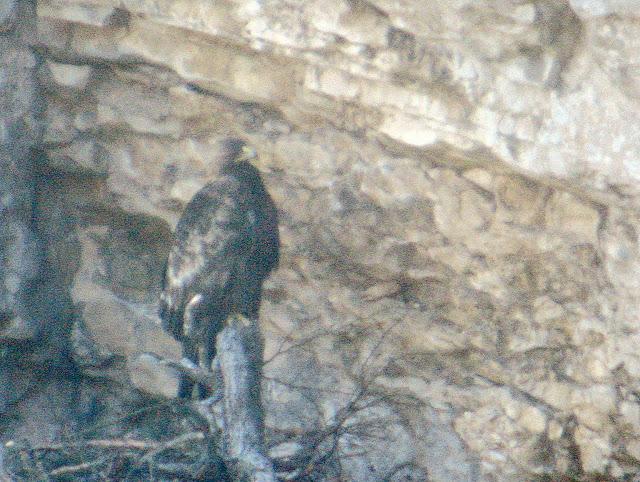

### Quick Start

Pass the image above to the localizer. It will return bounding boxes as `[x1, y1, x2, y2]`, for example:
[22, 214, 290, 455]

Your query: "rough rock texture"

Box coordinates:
[0, 0, 42, 420]
[0, 0, 42, 343]
[0, 0, 92, 452]
[18, 0, 640, 479]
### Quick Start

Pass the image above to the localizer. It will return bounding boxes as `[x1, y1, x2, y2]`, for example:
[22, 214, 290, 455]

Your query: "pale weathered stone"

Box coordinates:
[495, 175, 546, 227]
[548, 419, 564, 441]
[528, 381, 573, 411]
[71, 228, 178, 360]
[42, 101, 76, 145]
[43, 60, 92, 90]
[21, 0, 640, 479]
[46, 138, 107, 175]
[574, 404, 611, 432]
[129, 353, 180, 399]
[38, 1, 121, 27]
[620, 400, 640, 435]
[626, 438, 640, 461]
[545, 191, 601, 243]
[95, 81, 183, 138]
[570, 0, 640, 17]
[517, 406, 546, 434]
[574, 425, 611, 473]
[463, 167, 494, 191]
[268, 441, 303, 461]
[362, 281, 401, 301]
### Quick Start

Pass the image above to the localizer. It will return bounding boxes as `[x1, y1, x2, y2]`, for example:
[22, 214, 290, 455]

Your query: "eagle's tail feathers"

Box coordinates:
[159, 294, 185, 341]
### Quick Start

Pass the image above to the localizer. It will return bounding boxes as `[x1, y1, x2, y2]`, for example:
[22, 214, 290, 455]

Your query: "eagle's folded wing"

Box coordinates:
[159, 177, 257, 340]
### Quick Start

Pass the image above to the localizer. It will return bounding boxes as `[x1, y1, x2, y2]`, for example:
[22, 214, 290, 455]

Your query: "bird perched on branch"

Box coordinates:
[160, 138, 280, 399]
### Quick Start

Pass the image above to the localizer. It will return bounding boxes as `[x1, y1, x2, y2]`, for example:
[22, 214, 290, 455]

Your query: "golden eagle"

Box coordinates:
[160, 138, 280, 398]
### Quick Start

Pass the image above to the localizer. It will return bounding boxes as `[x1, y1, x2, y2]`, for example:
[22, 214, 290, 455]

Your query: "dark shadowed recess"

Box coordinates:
[2, 156, 232, 480]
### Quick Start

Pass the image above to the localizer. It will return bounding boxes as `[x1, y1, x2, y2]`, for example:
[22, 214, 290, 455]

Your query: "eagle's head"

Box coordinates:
[219, 138, 257, 167]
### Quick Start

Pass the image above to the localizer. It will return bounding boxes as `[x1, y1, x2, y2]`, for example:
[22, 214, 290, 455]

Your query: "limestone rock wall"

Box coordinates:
[25, 0, 640, 479]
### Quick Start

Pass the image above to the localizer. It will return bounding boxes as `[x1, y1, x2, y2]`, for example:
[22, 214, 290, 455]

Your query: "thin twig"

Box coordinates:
[357, 316, 404, 378]
[121, 431, 207, 480]
[31, 438, 159, 452]
[17, 449, 48, 482]
[263, 322, 330, 365]
[277, 315, 407, 479]
[140, 431, 206, 464]
[73, 398, 178, 438]
[49, 459, 106, 477]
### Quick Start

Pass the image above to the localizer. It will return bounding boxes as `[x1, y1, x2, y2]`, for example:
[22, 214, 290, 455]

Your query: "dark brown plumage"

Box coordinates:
[159, 138, 279, 398]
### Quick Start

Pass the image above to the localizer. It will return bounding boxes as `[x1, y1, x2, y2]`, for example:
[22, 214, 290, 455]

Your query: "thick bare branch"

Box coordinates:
[217, 313, 276, 482]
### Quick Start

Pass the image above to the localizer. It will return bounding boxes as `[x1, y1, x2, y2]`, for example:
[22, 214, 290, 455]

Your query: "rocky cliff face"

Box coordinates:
[10, 0, 640, 479]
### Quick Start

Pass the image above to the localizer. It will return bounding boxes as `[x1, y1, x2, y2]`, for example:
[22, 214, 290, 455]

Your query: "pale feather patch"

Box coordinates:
[183, 293, 203, 337]
[166, 234, 208, 288]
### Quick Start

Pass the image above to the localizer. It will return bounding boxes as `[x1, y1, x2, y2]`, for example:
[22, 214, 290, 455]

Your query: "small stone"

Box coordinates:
[548, 420, 564, 440]
[585, 354, 608, 381]
[46, 139, 107, 176]
[316, 67, 359, 99]
[362, 281, 401, 301]
[380, 111, 439, 147]
[626, 439, 640, 460]
[268, 441, 303, 460]
[533, 381, 572, 410]
[518, 406, 546, 434]
[509, 4, 536, 24]
[129, 353, 180, 399]
[571, 385, 617, 415]
[459, 189, 494, 231]
[545, 192, 600, 243]
[170, 179, 206, 204]
[620, 401, 640, 434]
[45, 60, 92, 90]
[70, 317, 115, 370]
[574, 424, 611, 473]
[574, 404, 610, 432]
[37, 2, 120, 27]
[533, 296, 565, 324]
[433, 170, 494, 239]
[496, 175, 546, 226]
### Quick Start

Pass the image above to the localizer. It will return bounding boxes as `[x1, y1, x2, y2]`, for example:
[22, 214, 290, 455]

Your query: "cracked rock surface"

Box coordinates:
[17, 0, 640, 479]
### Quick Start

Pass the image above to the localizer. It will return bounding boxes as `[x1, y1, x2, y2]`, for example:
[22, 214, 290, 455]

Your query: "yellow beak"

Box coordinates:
[239, 145, 257, 161]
